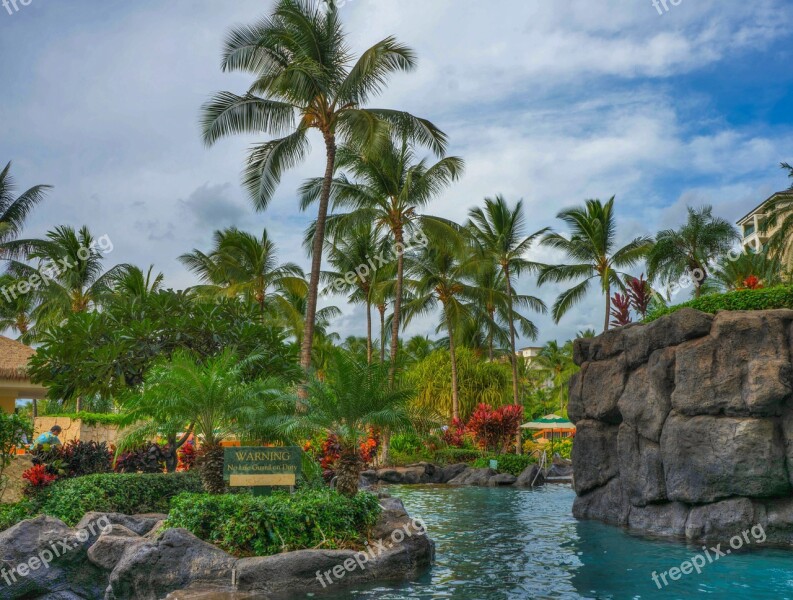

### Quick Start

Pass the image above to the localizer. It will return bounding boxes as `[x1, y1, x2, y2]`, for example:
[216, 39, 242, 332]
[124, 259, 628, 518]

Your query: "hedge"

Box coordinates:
[167, 489, 381, 557]
[35, 472, 202, 526]
[0, 500, 35, 531]
[472, 454, 535, 476]
[432, 448, 484, 464]
[38, 412, 128, 427]
[645, 286, 793, 322]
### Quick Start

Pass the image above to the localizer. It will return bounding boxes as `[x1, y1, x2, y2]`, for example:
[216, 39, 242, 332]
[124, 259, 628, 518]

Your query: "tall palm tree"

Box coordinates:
[0, 273, 37, 340]
[316, 222, 388, 364]
[302, 138, 464, 383]
[108, 265, 164, 301]
[646, 205, 739, 300]
[538, 197, 653, 332]
[263, 350, 415, 496]
[0, 161, 50, 248]
[201, 0, 448, 377]
[180, 227, 303, 315]
[535, 340, 576, 414]
[403, 237, 480, 421]
[468, 196, 547, 403]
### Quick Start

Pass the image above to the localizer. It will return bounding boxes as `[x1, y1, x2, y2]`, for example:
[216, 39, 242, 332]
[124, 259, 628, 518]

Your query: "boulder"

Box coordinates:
[514, 464, 545, 487]
[106, 528, 236, 600]
[439, 463, 468, 483]
[661, 413, 790, 503]
[761, 497, 793, 545]
[87, 524, 143, 571]
[571, 420, 619, 495]
[684, 497, 760, 544]
[488, 473, 517, 486]
[577, 357, 627, 424]
[617, 347, 674, 442]
[77, 512, 166, 539]
[566, 365, 587, 424]
[572, 478, 629, 526]
[447, 468, 496, 486]
[672, 311, 793, 417]
[617, 423, 666, 507]
[628, 502, 689, 537]
[622, 308, 713, 368]
[0, 515, 106, 599]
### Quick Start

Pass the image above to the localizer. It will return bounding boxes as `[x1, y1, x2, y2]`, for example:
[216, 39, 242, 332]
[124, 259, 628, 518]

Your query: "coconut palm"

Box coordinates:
[264, 350, 415, 496]
[0, 161, 50, 248]
[646, 205, 739, 299]
[0, 273, 37, 340]
[7, 226, 128, 337]
[201, 0, 448, 377]
[108, 265, 164, 302]
[468, 195, 547, 401]
[120, 349, 283, 493]
[761, 163, 793, 265]
[302, 138, 463, 383]
[706, 250, 783, 292]
[538, 197, 653, 332]
[402, 236, 480, 421]
[180, 227, 303, 315]
[534, 340, 577, 414]
[318, 222, 389, 364]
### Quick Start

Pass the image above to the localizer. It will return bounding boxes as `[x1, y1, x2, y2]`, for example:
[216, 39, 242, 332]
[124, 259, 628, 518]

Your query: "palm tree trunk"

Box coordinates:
[378, 304, 386, 363]
[366, 299, 373, 365]
[389, 226, 405, 385]
[446, 310, 460, 421]
[603, 281, 611, 332]
[31, 399, 37, 419]
[76, 396, 83, 412]
[487, 308, 495, 361]
[503, 265, 520, 404]
[300, 135, 337, 380]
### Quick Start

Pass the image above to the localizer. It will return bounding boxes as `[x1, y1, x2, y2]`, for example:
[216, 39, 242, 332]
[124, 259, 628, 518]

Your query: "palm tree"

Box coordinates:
[263, 350, 415, 496]
[706, 250, 783, 292]
[538, 197, 653, 332]
[535, 340, 577, 414]
[0, 161, 50, 248]
[109, 265, 164, 301]
[0, 274, 37, 340]
[180, 227, 303, 315]
[120, 349, 282, 492]
[318, 222, 388, 364]
[468, 195, 547, 402]
[761, 163, 793, 265]
[201, 0, 448, 377]
[647, 205, 739, 299]
[8, 226, 127, 337]
[403, 237, 480, 421]
[302, 138, 463, 383]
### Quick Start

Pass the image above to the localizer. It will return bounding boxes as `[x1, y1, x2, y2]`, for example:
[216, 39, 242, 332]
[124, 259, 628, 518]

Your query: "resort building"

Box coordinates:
[516, 346, 543, 366]
[737, 190, 793, 253]
[0, 335, 46, 414]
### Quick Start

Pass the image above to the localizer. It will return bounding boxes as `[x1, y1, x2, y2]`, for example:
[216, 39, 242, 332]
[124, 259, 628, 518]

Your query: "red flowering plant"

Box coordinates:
[742, 275, 763, 290]
[22, 464, 57, 495]
[177, 443, 197, 472]
[466, 403, 524, 453]
[609, 292, 633, 327]
[441, 417, 467, 447]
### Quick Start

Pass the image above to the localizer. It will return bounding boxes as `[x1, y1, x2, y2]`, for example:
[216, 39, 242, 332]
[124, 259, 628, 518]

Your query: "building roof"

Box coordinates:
[0, 336, 35, 381]
[736, 190, 793, 226]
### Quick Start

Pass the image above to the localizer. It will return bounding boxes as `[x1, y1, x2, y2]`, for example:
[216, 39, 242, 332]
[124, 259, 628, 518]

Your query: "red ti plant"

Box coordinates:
[610, 292, 632, 327]
[441, 417, 466, 447]
[467, 404, 524, 453]
[22, 464, 57, 494]
[742, 275, 762, 290]
[626, 274, 652, 318]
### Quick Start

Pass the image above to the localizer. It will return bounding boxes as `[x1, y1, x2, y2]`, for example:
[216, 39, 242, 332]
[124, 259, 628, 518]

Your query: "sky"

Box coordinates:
[1, 0, 792, 346]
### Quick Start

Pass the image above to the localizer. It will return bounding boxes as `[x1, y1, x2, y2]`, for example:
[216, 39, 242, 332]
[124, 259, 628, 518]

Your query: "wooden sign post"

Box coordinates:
[223, 446, 302, 495]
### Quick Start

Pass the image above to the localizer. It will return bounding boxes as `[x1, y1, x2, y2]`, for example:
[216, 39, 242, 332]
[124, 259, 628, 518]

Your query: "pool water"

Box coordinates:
[320, 484, 793, 599]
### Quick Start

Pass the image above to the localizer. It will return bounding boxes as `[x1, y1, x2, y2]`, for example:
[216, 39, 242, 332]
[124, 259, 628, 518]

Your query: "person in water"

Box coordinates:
[34, 425, 62, 447]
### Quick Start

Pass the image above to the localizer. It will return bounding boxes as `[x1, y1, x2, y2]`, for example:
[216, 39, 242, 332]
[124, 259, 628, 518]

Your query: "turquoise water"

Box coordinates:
[320, 485, 793, 599]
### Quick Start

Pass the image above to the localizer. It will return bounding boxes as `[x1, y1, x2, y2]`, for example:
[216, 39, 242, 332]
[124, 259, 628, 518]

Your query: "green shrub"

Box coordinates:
[646, 286, 793, 322]
[167, 489, 381, 557]
[36, 472, 202, 525]
[0, 500, 34, 531]
[472, 454, 535, 476]
[39, 412, 128, 427]
[390, 433, 425, 454]
[432, 448, 483, 464]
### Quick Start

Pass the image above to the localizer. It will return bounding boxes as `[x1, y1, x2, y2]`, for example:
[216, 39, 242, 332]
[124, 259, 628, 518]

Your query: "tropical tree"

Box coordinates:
[0, 161, 50, 248]
[263, 350, 416, 496]
[120, 349, 283, 492]
[180, 228, 303, 316]
[302, 138, 463, 383]
[200, 0, 448, 376]
[646, 205, 739, 299]
[534, 340, 577, 414]
[538, 197, 653, 331]
[706, 250, 783, 292]
[0, 273, 37, 341]
[108, 265, 164, 302]
[402, 237, 480, 420]
[761, 163, 793, 265]
[468, 195, 546, 402]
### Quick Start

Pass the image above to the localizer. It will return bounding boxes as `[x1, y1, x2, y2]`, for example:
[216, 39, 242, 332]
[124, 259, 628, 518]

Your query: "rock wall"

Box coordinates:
[570, 308, 793, 545]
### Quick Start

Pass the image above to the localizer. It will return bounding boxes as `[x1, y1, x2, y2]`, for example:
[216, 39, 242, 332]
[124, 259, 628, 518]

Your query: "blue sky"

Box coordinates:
[1, 0, 792, 345]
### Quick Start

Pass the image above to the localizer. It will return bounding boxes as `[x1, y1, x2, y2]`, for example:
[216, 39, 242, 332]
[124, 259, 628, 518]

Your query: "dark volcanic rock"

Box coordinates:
[684, 497, 760, 544]
[617, 347, 674, 442]
[577, 358, 626, 424]
[617, 423, 666, 506]
[87, 524, 143, 571]
[488, 473, 517, 486]
[572, 478, 629, 526]
[661, 413, 790, 503]
[514, 464, 545, 487]
[623, 308, 713, 369]
[628, 502, 689, 537]
[447, 467, 497, 486]
[571, 420, 619, 494]
[439, 463, 468, 483]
